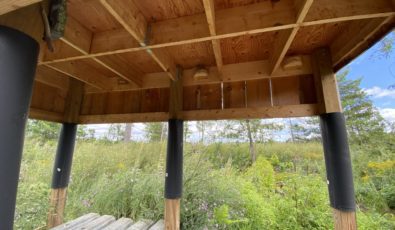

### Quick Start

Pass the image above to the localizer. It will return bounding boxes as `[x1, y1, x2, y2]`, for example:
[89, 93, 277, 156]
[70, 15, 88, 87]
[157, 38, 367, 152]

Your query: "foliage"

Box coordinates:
[15, 138, 395, 229]
[144, 122, 167, 142]
[337, 71, 385, 144]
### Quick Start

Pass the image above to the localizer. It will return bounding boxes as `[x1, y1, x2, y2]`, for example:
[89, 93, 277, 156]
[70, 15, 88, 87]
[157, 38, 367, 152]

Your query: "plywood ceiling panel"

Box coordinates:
[221, 32, 276, 64]
[287, 22, 349, 55]
[135, 0, 205, 22]
[68, 0, 121, 32]
[164, 41, 216, 69]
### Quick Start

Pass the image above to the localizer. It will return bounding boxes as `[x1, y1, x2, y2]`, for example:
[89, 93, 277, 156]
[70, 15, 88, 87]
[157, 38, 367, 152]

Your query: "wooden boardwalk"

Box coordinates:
[51, 213, 164, 230]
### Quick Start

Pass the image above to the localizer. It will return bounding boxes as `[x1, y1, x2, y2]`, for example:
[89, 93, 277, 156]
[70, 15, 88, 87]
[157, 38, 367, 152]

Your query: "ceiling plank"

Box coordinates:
[46, 59, 115, 91]
[100, 0, 177, 81]
[269, 0, 313, 75]
[42, 16, 141, 86]
[35, 65, 70, 91]
[203, 0, 223, 79]
[0, 0, 41, 16]
[331, 16, 394, 67]
[38, 1, 394, 66]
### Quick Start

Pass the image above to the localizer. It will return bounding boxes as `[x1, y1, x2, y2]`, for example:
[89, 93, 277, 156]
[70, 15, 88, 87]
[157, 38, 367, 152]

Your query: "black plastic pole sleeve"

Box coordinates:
[0, 26, 39, 230]
[52, 123, 78, 189]
[165, 119, 184, 199]
[320, 112, 356, 211]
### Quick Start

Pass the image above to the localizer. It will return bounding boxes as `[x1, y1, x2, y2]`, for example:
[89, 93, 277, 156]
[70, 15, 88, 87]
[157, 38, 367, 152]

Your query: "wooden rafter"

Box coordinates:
[84, 55, 312, 93]
[269, 0, 313, 75]
[100, 0, 177, 81]
[203, 0, 223, 79]
[38, 1, 395, 66]
[55, 17, 142, 87]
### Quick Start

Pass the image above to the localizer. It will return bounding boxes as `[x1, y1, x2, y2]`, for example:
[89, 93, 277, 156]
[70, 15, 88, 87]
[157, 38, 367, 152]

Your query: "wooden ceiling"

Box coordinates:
[1, 0, 394, 123]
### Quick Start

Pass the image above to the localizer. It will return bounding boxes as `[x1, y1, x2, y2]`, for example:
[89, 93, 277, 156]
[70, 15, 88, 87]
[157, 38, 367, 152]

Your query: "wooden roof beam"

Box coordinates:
[203, 0, 223, 80]
[40, 16, 141, 87]
[269, 0, 313, 75]
[84, 55, 312, 93]
[78, 104, 318, 124]
[100, 0, 177, 81]
[60, 17, 142, 86]
[38, 0, 395, 66]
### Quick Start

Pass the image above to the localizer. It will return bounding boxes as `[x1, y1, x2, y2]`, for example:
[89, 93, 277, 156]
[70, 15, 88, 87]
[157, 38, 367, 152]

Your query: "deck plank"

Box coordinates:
[149, 220, 164, 230]
[78, 215, 116, 229]
[51, 213, 100, 230]
[103, 217, 134, 230]
[126, 219, 154, 230]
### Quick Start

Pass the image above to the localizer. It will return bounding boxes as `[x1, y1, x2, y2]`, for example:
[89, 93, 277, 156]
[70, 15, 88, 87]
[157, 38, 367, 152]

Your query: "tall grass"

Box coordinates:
[15, 139, 395, 229]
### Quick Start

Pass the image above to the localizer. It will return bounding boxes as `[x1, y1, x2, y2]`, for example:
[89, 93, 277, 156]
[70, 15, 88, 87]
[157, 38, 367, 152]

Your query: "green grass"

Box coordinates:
[15, 139, 395, 229]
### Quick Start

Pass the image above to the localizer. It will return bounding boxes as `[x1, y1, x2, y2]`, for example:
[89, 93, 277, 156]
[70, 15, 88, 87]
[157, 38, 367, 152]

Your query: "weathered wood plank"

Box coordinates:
[126, 219, 154, 230]
[78, 215, 116, 229]
[149, 220, 164, 230]
[51, 213, 100, 230]
[182, 104, 319, 121]
[103, 217, 134, 230]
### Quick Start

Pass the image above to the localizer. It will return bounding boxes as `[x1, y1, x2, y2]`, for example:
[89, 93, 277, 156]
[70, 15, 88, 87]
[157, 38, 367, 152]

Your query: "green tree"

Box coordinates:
[144, 122, 166, 142]
[288, 117, 321, 142]
[337, 70, 385, 144]
[26, 120, 60, 140]
[107, 124, 125, 142]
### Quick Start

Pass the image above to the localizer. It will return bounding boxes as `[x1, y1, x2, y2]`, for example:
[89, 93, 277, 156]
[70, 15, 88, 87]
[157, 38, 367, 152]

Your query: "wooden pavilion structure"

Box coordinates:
[0, 0, 394, 229]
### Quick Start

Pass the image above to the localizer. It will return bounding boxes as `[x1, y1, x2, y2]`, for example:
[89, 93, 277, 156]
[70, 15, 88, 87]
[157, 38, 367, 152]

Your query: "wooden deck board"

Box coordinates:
[51, 214, 163, 230]
[51, 213, 100, 230]
[103, 217, 134, 230]
[127, 219, 154, 230]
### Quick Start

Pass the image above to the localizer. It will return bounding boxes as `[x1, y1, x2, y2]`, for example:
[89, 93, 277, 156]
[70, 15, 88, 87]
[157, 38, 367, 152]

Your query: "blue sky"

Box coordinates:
[340, 32, 395, 122]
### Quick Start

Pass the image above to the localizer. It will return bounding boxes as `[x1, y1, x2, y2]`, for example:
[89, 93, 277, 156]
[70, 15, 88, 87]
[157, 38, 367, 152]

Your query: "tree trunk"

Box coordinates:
[124, 123, 132, 142]
[246, 120, 256, 163]
[289, 119, 295, 143]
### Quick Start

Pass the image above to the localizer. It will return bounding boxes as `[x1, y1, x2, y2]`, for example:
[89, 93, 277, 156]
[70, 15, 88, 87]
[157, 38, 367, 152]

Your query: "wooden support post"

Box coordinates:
[314, 48, 357, 230]
[0, 25, 39, 230]
[47, 79, 83, 228]
[165, 70, 183, 230]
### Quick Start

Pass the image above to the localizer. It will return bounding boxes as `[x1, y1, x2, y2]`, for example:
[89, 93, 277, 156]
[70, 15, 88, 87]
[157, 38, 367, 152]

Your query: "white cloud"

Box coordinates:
[378, 108, 395, 123]
[364, 86, 395, 99]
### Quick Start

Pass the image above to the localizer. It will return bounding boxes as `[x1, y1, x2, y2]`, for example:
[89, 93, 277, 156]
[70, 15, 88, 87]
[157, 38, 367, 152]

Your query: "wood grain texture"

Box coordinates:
[221, 32, 276, 65]
[304, 0, 394, 22]
[182, 104, 320, 120]
[332, 209, 357, 230]
[68, 0, 121, 32]
[136, 0, 204, 22]
[47, 188, 68, 228]
[312, 48, 342, 113]
[0, 0, 41, 15]
[165, 199, 180, 230]
[63, 79, 84, 123]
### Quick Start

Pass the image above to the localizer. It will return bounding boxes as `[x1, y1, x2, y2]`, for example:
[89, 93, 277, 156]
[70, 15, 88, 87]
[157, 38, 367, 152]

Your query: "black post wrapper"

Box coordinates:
[0, 26, 39, 230]
[320, 112, 356, 211]
[52, 123, 77, 189]
[165, 119, 184, 199]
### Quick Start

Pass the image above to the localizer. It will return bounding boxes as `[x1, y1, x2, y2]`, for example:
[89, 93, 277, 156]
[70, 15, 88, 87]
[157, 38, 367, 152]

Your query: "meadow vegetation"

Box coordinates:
[15, 138, 394, 229]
